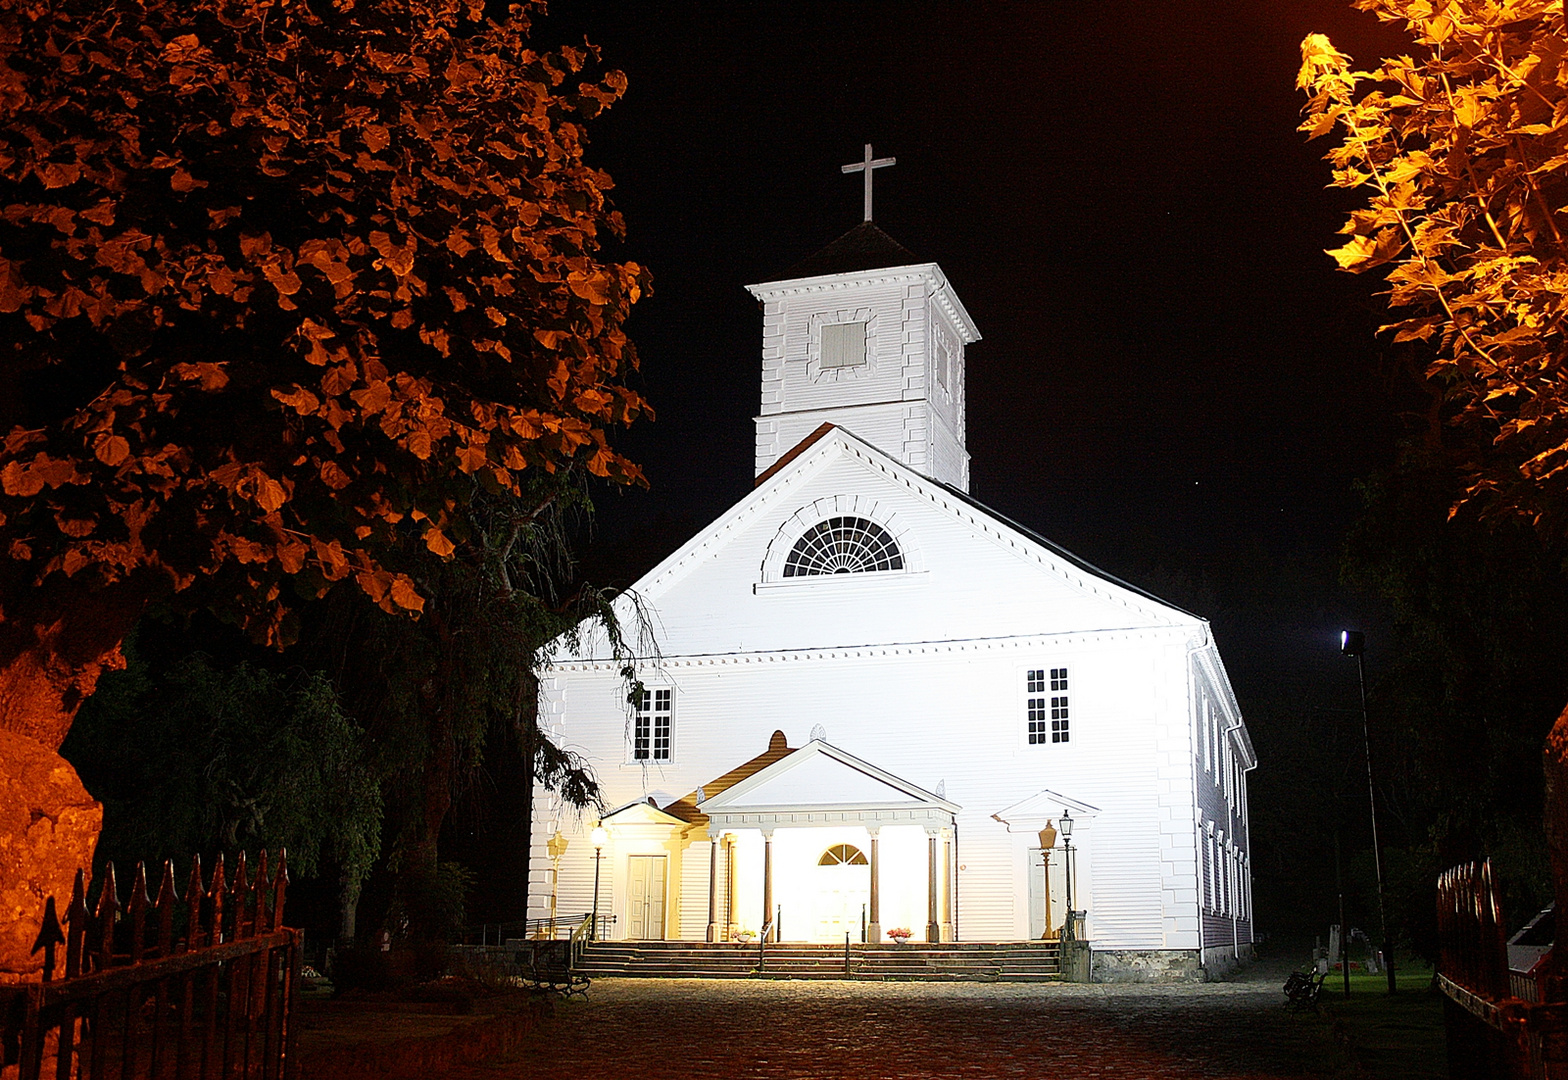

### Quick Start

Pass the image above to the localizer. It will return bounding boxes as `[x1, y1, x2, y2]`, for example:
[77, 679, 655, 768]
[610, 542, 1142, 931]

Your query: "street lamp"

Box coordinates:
[546, 832, 568, 939]
[1038, 820, 1058, 940]
[1341, 629, 1395, 995]
[590, 825, 608, 941]
[1059, 810, 1075, 941]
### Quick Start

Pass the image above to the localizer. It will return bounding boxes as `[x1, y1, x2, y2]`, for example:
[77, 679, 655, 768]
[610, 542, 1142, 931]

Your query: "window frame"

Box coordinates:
[1025, 665, 1071, 747]
[782, 516, 905, 578]
[630, 686, 673, 764]
[820, 320, 868, 369]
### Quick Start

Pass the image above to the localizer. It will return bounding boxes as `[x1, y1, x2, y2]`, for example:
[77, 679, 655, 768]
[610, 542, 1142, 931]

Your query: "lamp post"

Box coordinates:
[590, 825, 608, 941]
[1038, 820, 1058, 940]
[1060, 810, 1075, 941]
[546, 832, 568, 939]
[1341, 630, 1395, 995]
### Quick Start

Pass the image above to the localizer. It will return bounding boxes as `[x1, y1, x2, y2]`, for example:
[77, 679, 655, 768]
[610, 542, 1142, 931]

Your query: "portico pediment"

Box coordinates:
[696, 739, 958, 832]
[600, 798, 691, 836]
[991, 789, 1101, 834]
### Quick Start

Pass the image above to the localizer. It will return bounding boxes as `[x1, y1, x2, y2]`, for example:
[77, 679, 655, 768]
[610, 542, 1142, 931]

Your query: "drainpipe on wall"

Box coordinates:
[951, 816, 959, 942]
[1223, 719, 1246, 966]
[1188, 627, 1210, 977]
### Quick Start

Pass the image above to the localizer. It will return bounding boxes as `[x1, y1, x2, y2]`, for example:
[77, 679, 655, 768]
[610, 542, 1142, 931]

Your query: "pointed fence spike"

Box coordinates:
[272, 849, 289, 931]
[94, 861, 119, 971]
[128, 862, 150, 963]
[255, 850, 271, 934]
[65, 867, 88, 978]
[186, 854, 205, 951]
[31, 895, 65, 981]
[210, 854, 227, 945]
[156, 858, 178, 957]
[234, 851, 251, 939]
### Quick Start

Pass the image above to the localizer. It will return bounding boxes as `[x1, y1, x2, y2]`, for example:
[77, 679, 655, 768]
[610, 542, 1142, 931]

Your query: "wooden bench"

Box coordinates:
[1283, 967, 1327, 1011]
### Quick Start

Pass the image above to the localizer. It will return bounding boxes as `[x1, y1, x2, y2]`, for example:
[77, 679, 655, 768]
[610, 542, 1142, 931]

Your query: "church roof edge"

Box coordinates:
[772, 221, 920, 280]
[930, 478, 1206, 623]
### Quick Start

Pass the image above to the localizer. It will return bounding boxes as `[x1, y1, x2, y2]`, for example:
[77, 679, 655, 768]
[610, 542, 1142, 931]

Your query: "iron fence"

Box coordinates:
[1, 851, 302, 1080]
[1435, 859, 1568, 1080]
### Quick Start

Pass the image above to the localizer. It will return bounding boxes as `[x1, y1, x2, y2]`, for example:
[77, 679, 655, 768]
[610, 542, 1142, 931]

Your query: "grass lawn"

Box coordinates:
[1312, 964, 1446, 1079]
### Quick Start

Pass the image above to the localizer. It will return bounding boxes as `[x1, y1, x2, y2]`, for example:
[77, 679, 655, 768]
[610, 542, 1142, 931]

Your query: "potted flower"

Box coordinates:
[734, 928, 757, 945]
[886, 927, 912, 944]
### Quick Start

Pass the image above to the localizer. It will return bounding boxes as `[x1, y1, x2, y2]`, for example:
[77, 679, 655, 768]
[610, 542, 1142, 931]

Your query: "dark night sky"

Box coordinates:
[535, 2, 1419, 722]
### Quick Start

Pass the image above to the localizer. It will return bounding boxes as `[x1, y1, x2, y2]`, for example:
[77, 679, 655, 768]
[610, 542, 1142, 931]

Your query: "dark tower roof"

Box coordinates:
[776, 221, 921, 280]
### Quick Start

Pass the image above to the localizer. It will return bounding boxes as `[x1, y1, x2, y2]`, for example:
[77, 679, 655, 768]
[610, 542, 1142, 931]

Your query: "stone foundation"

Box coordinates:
[1089, 948, 1206, 983]
[1087, 944, 1255, 983]
[1198, 943, 1255, 981]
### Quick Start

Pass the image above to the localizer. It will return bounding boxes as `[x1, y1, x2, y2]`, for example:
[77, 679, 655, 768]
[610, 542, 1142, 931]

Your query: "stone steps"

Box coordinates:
[577, 941, 1061, 982]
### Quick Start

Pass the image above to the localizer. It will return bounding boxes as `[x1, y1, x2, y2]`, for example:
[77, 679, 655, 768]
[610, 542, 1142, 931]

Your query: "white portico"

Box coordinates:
[690, 734, 958, 944]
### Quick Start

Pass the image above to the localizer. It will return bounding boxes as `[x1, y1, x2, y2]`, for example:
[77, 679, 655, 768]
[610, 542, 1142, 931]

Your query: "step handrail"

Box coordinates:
[568, 912, 594, 971]
[757, 919, 774, 971]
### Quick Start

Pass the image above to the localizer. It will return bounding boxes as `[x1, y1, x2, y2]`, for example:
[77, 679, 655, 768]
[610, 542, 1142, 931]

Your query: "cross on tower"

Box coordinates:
[841, 143, 896, 222]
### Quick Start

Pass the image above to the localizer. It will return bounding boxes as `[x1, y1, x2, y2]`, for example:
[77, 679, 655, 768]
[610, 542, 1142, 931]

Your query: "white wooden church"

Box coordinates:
[527, 159, 1257, 980]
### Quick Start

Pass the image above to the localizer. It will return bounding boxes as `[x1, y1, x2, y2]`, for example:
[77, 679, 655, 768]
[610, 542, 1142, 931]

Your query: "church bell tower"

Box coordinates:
[745, 146, 981, 492]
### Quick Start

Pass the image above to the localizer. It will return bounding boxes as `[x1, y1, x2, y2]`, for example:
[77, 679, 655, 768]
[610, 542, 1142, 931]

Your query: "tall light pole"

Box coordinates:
[546, 832, 568, 939]
[590, 825, 608, 941]
[1060, 810, 1075, 941]
[1341, 629, 1396, 994]
[1038, 820, 1058, 940]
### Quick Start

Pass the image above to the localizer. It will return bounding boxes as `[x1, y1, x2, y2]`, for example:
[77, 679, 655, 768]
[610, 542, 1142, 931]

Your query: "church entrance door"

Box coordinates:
[627, 855, 667, 939]
[813, 844, 870, 943]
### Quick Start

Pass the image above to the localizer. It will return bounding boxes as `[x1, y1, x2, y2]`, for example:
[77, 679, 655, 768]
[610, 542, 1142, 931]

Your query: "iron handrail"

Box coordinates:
[568, 912, 595, 971]
[757, 919, 774, 970]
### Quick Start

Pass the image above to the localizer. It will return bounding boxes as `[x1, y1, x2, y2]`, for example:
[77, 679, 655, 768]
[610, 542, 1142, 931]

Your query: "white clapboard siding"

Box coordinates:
[679, 842, 711, 941]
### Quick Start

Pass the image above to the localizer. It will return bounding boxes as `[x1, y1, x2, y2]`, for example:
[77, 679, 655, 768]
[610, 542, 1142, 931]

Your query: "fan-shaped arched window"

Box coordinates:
[818, 844, 869, 866]
[783, 517, 904, 577]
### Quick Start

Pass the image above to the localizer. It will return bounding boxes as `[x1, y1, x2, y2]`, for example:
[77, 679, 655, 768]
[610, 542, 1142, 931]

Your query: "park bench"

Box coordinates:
[1283, 967, 1327, 1011]
[522, 940, 590, 997]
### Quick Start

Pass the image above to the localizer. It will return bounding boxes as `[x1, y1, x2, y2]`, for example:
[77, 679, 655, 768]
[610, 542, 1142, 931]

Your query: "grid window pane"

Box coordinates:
[634, 687, 672, 761]
[783, 517, 904, 577]
[1027, 666, 1071, 745]
[1028, 696, 1048, 744]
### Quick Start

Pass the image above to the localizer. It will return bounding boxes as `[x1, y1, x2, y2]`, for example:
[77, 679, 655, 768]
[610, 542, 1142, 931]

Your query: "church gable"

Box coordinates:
[555, 426, 1197, 663]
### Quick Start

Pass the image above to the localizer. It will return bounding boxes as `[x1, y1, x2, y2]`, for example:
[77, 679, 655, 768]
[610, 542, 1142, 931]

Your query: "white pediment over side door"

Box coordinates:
[991, 789, 1102, 834]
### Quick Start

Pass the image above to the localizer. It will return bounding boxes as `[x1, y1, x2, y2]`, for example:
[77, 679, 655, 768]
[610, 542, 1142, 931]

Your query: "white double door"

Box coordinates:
[812, 863, 870, 942]
[627, 855, 667, 939]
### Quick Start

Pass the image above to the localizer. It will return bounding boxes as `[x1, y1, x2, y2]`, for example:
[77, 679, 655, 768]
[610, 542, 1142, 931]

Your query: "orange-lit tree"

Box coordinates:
[0, 0, 648, 979]
[1299, 0, 1568, 988]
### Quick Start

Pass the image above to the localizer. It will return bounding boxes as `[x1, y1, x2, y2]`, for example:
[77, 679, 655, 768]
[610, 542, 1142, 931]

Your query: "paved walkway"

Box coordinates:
[459, 961, 1340, 1080]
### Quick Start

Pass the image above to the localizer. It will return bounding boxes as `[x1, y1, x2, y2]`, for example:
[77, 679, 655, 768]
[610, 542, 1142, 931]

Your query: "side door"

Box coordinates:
[627, 855, 668, 939]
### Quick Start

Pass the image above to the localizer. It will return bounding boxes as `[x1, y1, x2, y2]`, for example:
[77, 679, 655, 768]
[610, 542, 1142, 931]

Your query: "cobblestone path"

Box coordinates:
[465, 965, 1335, 1080]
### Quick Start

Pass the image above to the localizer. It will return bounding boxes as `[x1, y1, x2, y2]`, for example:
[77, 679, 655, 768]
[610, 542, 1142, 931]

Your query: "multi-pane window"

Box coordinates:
[1206, 832, 1217, 913]
[1027, 667, 1070, 744]
[817, 844, 869, 866]
[821, 321, 867, 368]
[633, 688, 672, 761]
[783, 517, 904, 576]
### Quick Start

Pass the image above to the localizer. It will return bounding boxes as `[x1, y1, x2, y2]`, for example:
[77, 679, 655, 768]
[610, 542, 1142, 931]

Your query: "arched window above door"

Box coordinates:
[818, 844, 869, 866]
